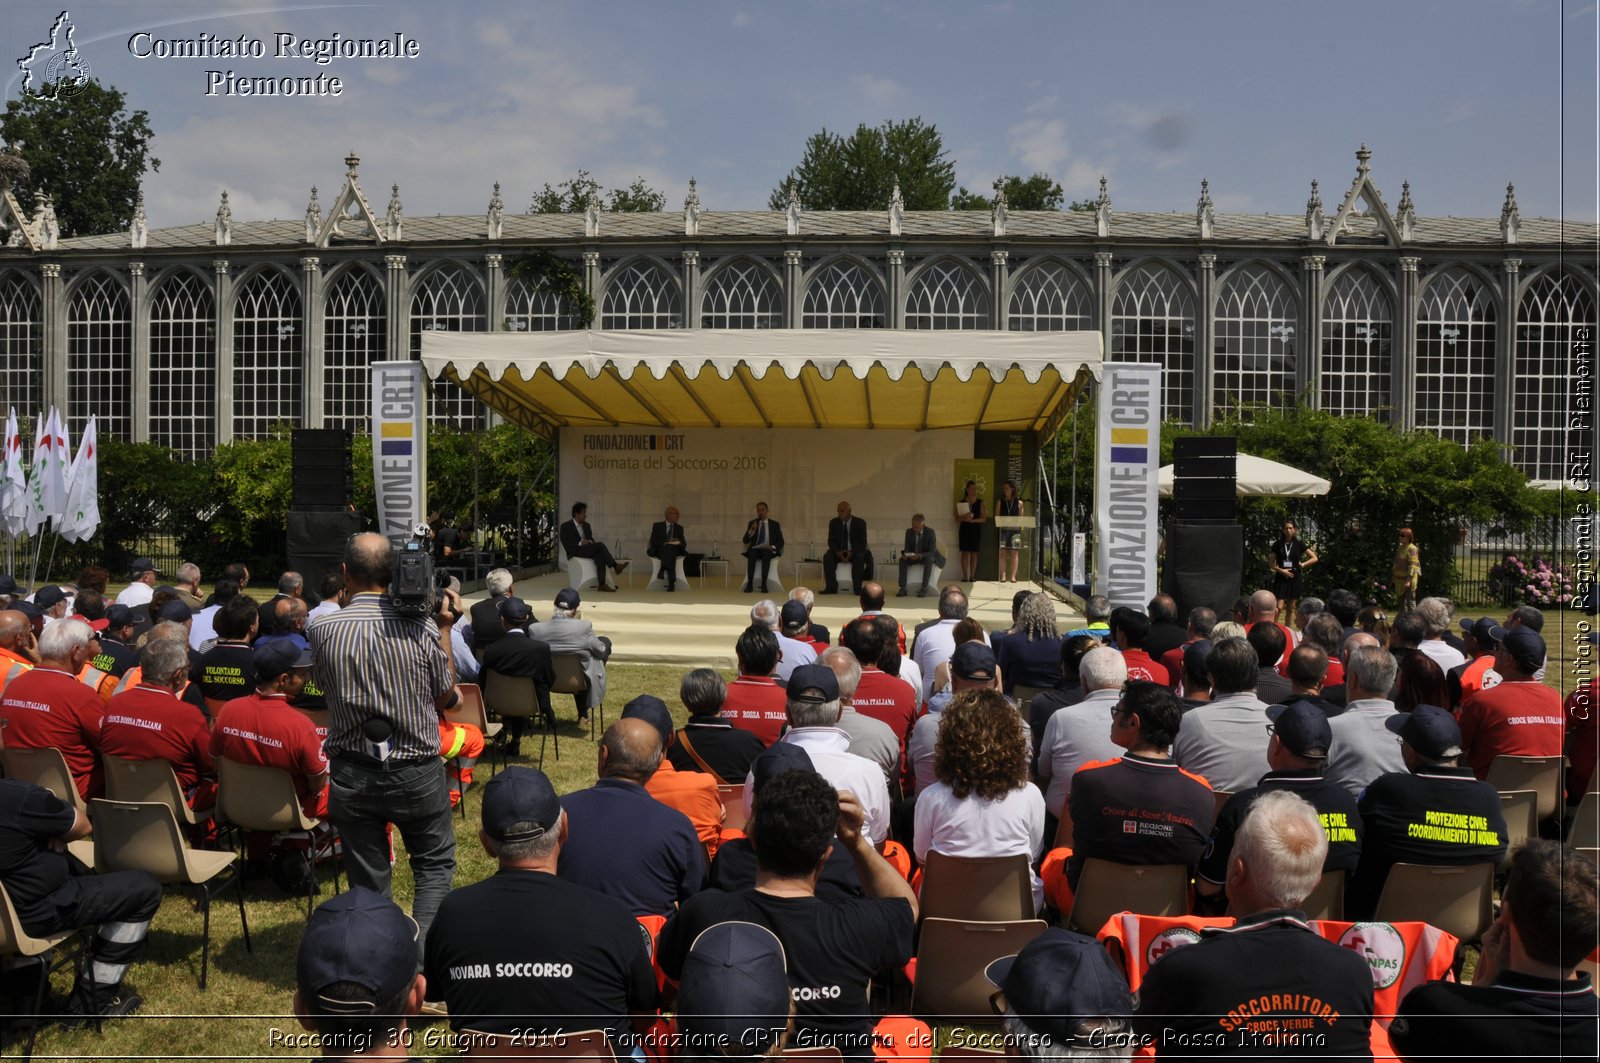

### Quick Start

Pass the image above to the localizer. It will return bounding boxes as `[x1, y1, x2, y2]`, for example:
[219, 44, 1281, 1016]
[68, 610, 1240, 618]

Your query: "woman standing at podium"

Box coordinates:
[956, 480, 984, 582]
[997, 480, 1023, 584]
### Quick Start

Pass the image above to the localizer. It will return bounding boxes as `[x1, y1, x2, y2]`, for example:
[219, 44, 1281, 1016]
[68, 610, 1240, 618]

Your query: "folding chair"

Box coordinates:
[1, 747, 86, 814]
[457, 1027, 616, 1060]
[447, 683, 504, 777]
[1565, 789, 1598, 850]
[1498, 790, 1539, 867]
[550, 653, 599, 740]
[719, 784, 750, 834]
[908, 918, 1047, 1022]
[216, 758, 342, 916]
[1066, 860, 1190, 935]
[1486, 755, 1565, 822]
[485, 669, 557, 768]
[1373, 862, 1495, 945]
[102, 754, 213, 827]
[1299, 868, 1345, 922]
[0, 881, 94, 1061]
[917, 851, 1033, 923]
[89, 798, 250, 989]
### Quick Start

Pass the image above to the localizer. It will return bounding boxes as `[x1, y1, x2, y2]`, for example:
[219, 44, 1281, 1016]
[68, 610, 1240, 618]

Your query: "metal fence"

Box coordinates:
[1447, 514, 1585, 611]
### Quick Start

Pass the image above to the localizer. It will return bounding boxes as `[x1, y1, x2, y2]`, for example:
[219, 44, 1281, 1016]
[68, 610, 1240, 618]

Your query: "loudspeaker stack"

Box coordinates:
[1165, 437, 1244, 617]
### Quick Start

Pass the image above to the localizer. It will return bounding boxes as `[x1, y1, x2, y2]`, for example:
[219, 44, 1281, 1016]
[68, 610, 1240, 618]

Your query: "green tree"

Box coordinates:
[950, 173, 1065, 211]
[0, 80, 159, 238]
[769, 118, 956, 211]
[529, 170, 665, 213]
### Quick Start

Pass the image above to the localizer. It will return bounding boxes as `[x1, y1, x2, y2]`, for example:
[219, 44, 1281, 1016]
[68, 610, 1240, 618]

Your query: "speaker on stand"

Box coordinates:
[288, 429, 358, 590]
[1165, 437, 1242, 617]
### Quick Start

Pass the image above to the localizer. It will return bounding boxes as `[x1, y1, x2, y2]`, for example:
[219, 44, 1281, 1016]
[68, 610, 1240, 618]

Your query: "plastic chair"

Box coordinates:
[447, 683, 504, 776]
[102, 754, 213, 827]
[457, 1027, 616, 1060]
[1568, 790, 1599, 850]
[1486, 755, 1565, 822]
[741, 569, 785, 595]
[562, 548, 601, 592]
[549, 653, 599, 740]
[1373, 862, 1495, 944]
[1, 747, 86, 814]
[718, 785, 749, 834]
[0, 881, 94, 1060]
[908, 918, 1047, 1021]
[906, 563, 944, 597]
[88, 798, 250, 989]
[918, 851, 1033, 923]
[1498, 790, 1539, 867]
[646, 556, 690, 592]
[1066, 860, 1190, 935]
[485, 669, 558, 768]
[1299, 868, 1345, 922]
[216, 757, 341, 915]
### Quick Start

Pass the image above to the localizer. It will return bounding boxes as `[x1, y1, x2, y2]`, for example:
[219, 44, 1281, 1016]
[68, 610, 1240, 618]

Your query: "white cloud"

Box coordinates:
[1008, 117, 1070, 174]
[849, 73, 908, 115]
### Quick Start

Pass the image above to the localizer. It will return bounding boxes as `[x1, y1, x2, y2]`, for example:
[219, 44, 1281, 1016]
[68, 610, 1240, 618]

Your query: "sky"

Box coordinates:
[0, 0, 1595, 230]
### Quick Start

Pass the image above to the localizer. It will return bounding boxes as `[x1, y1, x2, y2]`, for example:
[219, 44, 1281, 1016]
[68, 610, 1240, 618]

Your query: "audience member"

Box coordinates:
[258, 571, 305, 637]
[212, 639, 329, 834]
[1277, 644, 1342, 717]
[1413, 597, 1467, 673]
[986, 928, 1136, 1062]
[788, 586, 830, 647]
[1325, 646, 1406, 798]
[912, 586, 988, 702]
[1300, 612, 1347, 688]
[0, 618, 107, 798]
[818, 646, 900, 794]
[1109, 606, 1169, 685]
[910, 641, 1010, 794]
[191, 594, 260, 707]
[1447, 616, 1502, 709]
[839, 618, 916, 787]
[751, 598, 817, 683]
[1036, 647, 1128, 818]
[623, 694, 725, 858]
[188, 577, 238, 650]
[479, 595, 556, 752]
[0, 608, 38, 689]
[668, 667, 766, 783]
[1327, 589, 1362, 642]
[675, 921, 795, 1062]
[1171, 637, 1272, 794]
[1321, 631, 1379, 709]
[1457, 627, 1564, 780]
[526, 587, 611, 721]
[98, 638, 217, 812]
[1144, 594, 1188, 662]
[781, 599, 823, 654]
[116, 557, 161, 609]
[306, 573, 343, 621]
[1064, 594, 1112, 640]
[1394, 651, 1448, 714]
[997, 592, 1065, 696]
[1176, 639, 1215, 710]
[1246, 588, 1295, 665]
[927, 617, 989, 710]
[1025, 634, 1100, 773]
[1389, 609, 1425, 674]
[1158, 606, 1216, 692]
[467, 568, 517, 657]
[1502, 604, 1548, 681]
[293, 889, 427, 1061]
[1246, 621, 1292, 705]
[723, 624, 788, 745]
[90, 603, 140, 678]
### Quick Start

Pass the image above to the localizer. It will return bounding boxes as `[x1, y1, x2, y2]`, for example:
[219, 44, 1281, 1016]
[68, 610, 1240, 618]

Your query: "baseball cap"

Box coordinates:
[128, 556, 162, 577]
[780, 598, 810, 630]
[482, 766, 562, 843]
[1385, 704, 1464, 759]
[105, 604, 136, 629]
[11, 600, 43, 625]
[985, 928, 1134, 1043]
[498, 596, 533, 623]
[33, 586, 67, 610]
[553, 587, 581, 610]
[156, 599, 193, 623]
[1266, 701, 1332, 758]
[1459, 617, 1499, 646]
[1489, 626, 1545, 670]
[621, 694, 673, 747]
[676, 922, 791, 1052]
[951, 641, 997, 681]
[785, 664, 839, 703]
[751, 742, 814, 797]
[254, 638, 313, 679]
[297, 887, 419, 1014]
[0, 574, 22, 596]
[81, 615, 111, 633]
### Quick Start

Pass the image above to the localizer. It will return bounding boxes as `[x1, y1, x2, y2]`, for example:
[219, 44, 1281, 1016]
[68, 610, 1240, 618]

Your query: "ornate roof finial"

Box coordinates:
[35, 192, 57, 250]
[1355, 143, 1371, 175]
[1305, 179, 1325, 241]
[1306, 179, 1322, 214]
[684, 176, 701, 237]
[584, 190, 602, 238]
[215, 189, 232, 246]
[130, 188, 147, 249]
[1396, 180, 1415, 242]
[386, 183, 403, 240]
[1501, 182, 1520, 244]
[888, 176, 905, 237]
[344, 150, 360, 178]
[1094, 175, 1112, 238]
[989, 176, 1006, 238]
[1196, 178, 1214, 240]
[486, 181, 504, 241]
[785, 178, 801, 237]
[304, 186, 321, 242]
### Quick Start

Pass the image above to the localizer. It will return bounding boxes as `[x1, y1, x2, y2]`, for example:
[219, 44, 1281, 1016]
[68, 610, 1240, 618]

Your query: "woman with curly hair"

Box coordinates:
[914, 688, 1046, 910]
[996, 591, 1063, 696]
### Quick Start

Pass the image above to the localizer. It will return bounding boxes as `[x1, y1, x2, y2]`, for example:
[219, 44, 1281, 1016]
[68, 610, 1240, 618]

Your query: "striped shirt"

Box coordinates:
[307, 593, 453, 760]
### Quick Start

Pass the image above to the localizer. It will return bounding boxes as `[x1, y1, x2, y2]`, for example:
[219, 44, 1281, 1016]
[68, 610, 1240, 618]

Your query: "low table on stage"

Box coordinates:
[700, 557, 730, 588]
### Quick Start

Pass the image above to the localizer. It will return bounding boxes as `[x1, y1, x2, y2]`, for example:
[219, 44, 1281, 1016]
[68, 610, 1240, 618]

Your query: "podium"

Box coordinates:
[994, 516, 1037, 578]
[994, 516, 1037, 532]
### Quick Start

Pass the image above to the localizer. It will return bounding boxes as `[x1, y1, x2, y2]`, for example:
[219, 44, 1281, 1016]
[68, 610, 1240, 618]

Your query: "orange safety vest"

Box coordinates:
[1, 656, 34, 693]
[77, 662, 117, 704]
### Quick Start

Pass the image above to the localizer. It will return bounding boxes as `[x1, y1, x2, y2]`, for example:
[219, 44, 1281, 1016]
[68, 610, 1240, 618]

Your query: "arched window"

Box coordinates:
[1514, 271, 1596, 480]
[233, 269, 302, 439]
[1008, 261, 1092, 332]
[409, 263, 486, 427]
[600, 261, 680, 329]
[324, 267, 387, 431]
[1416, 268, 1496, 445]
[905, 260, 988, 329]
[0, 274, 41, 422]
[67, 273, 132, 440]
[1214, 265, 1297, 412]
[801, 261, 885, 329]
[1320, 269, 1393, 419]
[701, 261, 782, 329]
[1111, 263, 1196, 421]
[149, 271, 216, 457]
[505, 275, 575, 332]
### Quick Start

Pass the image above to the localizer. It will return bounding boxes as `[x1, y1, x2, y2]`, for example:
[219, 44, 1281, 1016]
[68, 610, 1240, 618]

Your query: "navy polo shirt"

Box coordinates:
[556, 777, 705, 917]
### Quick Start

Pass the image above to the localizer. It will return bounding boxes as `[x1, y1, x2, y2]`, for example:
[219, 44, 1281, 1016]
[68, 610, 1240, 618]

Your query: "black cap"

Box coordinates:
[11, 600, 42, 623]
[105, 604, 136, 628]
[498, 596, 533, 623]
[780, 599, 810, 630]
[482, 767, 562, 843]
[128, 556, 161, 577]
[297, 887, 419, 1014]
[751, 742, 814, 797]
[1386, 704, 1464, 759]
[33, 586, 66, 610]
[1489, 626, 1546, 671]
[676, 922, 791, 1051]
[156, 599, 193, 623]
[554, 587, 581, 610]
[254, 638, 312, 679]
[1460, 616, 1499, 647]
[785, 664, 839, 703]
[1266, 701, 1332, 758]
[951, 641, 997, 681]
[621, 694, 673, 747]
[985, 928, 1133, 1042]
[0, 574, 22, 596]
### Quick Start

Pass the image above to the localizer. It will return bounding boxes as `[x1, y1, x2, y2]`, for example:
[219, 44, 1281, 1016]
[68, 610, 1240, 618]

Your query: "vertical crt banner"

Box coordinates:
[370, 360, 427, 540]
[1094, 362, 1162, 609]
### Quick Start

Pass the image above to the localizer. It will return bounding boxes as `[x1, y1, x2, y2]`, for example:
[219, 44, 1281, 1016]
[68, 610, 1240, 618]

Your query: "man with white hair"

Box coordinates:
[1321, 630, 1379, 709]
[1036, 647, 1128, 819]
[468, 568, 520, 658]
[1134, 790, 1376, 1055]
[788, 586, 831, 647]
[527, 588, 610, 718]
[751, 598, 817, 683]
[818, 646, 900, 793]
[1413, 597, 1466, 673]
[172, 562, 205, 611]
[0, 618, 107, 798]
[1325, 646, 1406, 798]
[911, 586, 988, 702]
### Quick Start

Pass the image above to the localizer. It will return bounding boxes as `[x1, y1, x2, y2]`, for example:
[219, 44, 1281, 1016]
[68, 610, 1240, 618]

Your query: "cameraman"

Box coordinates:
[307, 532, 462, 955]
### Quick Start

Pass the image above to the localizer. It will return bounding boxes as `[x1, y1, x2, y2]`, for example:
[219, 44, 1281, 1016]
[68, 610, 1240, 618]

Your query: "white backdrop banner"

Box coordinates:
[1094, 362, 1162, 609]
[559, 427, 973, 566]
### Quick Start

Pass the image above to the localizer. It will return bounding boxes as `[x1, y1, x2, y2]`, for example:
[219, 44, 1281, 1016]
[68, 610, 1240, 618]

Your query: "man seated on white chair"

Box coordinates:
[647, 505, 688, 592]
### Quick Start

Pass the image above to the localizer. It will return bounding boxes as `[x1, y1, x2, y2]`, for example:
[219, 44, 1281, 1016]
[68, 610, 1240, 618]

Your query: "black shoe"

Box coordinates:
[760, 584, 769, 593]
[666, 582, 676, 591]
[896, 588, 907, 597]
[61, 986, 143, 1030]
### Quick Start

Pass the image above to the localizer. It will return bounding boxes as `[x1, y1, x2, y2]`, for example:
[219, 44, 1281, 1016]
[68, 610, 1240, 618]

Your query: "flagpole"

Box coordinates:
[27, 527, 43, 589]
[42, 524, 59, 584]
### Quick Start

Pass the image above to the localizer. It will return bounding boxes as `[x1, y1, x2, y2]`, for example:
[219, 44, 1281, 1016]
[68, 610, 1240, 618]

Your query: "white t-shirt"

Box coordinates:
[116, 581, 154, 608]
[742, 726, 891, 846]
[1417, 638, 1467, 674]
[913, 780, 1046, 911]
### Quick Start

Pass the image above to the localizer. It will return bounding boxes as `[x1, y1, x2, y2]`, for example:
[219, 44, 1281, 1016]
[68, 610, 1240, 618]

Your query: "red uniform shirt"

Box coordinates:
[0, 667, 106, 798]
[210, 692, 329, 818]
[851, 666, 918, 790]
[99, 685, 216, 800]
[722, 675, 787, 746]
[1120, 647, 1171, 686]
[1458, 679, 1566, 780]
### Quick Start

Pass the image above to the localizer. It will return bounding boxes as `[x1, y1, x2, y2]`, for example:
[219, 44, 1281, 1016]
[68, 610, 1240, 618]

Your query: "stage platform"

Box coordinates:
[463, 570, 1087, 669]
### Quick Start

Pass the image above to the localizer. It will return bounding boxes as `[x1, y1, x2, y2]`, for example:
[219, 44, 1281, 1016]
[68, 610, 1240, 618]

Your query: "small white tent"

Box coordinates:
[1158, 453, 1331, 498]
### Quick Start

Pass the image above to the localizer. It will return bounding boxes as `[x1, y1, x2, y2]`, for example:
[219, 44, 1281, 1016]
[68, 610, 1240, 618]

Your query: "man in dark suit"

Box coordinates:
[468, 568, 523, 660]
[741, 501, 784, 593]
[896, 513, 945, 598]
[558, 502, 627, 593]
[822, 500, 871, 595]
[481, 596, 557, 744]
[647, 506, 688, 591]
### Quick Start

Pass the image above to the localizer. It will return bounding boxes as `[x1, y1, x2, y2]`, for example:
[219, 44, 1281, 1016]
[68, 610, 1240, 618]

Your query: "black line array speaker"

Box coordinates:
[1173, 436, 1238, 523]
[287, 508, 361, 593]
[1166, 523, 1246, 619]
[292, 429, 353, 511]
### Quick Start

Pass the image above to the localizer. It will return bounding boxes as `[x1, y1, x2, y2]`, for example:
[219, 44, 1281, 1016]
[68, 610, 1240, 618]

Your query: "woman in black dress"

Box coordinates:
[997, 480, 1023, 583]
[956, 479, 983, 581]
[1267, 519, 1318, 625]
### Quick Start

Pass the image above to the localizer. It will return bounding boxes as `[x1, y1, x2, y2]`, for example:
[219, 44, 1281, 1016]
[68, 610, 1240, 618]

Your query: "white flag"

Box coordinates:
[60, 417, 99, 543]
[23, 408, 68, 535]
[0, 408, 26, 537]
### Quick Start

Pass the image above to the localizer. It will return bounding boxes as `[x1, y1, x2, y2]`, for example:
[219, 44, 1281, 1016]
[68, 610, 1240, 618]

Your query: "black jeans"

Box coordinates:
[30, 870, 162, 1005]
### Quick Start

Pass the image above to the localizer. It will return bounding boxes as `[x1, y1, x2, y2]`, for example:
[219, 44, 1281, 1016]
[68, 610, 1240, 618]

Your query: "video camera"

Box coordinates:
[391, 522, 444, 617]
